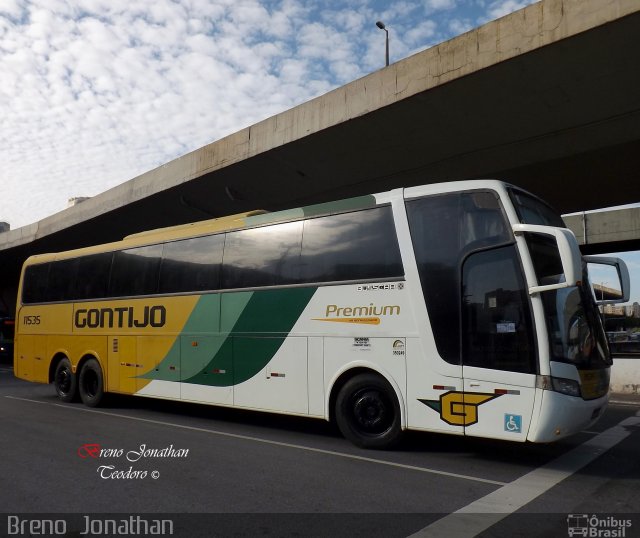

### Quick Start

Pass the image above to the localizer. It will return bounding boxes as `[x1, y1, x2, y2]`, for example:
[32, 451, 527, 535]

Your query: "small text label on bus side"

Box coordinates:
[74, 306, 167, 329]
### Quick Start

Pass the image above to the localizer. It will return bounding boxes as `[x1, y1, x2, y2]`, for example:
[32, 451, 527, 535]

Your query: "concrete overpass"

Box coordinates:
[2, 0, 640, 313]
[564, 207, 640, 254]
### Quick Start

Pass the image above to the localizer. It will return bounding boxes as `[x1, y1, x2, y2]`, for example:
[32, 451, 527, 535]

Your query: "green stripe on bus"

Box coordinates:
[244, 208, 304, 227]
[242, 195, 377, 228]
[301, 195, 377, 218]
[143, 287, 317, 387]
[138, 294, 225, 381]
[227, 287, 316, 335]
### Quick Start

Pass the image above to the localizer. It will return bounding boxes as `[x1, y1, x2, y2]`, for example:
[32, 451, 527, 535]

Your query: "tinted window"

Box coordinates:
[221, 221, 303, 289]
[160, 235, 224, 293]
[109, 245, 163, 297]
[47, 259, 80, 301]
[300, 206, 403, 283]
[406, 191, 512, 364]
[462, 245, 535, 373]
[509, 189, 565, 227]
[524, 233, 565, 286]
[74, 253, 113, 300]
[22, 263, 50, 304]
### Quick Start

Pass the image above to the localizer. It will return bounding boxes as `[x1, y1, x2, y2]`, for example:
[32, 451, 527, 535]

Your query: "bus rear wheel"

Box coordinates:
[78, 358, 105, 407]
[54, 358, 77, 402]
[335, 373, 402, 449]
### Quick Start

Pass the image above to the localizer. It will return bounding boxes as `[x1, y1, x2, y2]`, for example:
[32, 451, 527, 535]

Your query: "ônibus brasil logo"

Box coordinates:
[567, 514, 632, 537]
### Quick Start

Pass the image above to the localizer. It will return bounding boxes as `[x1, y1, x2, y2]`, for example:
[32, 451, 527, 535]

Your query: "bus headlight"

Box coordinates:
[536, 375, 582, 398]
[552, 377, 581, 397]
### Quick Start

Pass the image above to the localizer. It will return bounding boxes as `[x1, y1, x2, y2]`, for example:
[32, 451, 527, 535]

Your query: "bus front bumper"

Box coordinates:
[527, 389, 608, 443]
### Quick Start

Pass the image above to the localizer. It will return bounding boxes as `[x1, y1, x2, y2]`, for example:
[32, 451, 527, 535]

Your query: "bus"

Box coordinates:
[13, 180, 630, 448]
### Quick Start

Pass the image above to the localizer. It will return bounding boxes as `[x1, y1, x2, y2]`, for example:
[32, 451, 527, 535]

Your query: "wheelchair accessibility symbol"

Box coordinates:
[504, 414, 522, 433]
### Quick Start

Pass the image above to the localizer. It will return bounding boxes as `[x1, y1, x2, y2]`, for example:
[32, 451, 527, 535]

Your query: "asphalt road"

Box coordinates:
[1, 359, 639, 538]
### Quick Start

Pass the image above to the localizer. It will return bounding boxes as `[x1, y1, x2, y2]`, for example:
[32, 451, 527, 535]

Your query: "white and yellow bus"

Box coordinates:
[14, 180, 630, 448]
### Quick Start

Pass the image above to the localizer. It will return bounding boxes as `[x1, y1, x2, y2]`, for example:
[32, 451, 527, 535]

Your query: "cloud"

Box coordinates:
[448, 17, 473, 35]
[424, 0, 457, 13]
[484, 0, 535, 21]
[0, 0, 540, 230]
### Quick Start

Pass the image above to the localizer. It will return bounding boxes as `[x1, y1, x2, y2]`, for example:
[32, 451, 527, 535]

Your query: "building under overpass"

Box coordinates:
[1, 0, 640, 314]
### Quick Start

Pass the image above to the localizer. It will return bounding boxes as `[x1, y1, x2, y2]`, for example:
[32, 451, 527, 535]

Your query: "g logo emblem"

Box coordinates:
[419, 391, 500, 426]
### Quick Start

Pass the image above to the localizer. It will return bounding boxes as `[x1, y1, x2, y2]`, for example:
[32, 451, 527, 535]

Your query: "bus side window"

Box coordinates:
[75, 253, 113, 300]
[299, 206, 403, 283]
[221, 221, 303, 289]
[22, 263, 51, 304]
[523, 233, 565, 286]
[461, 245, 536, 373]
[47, 259, 80, 302]
[109, 245, 163, 297]
[159, 235, 224, 293]
[406, 191, 512, 365]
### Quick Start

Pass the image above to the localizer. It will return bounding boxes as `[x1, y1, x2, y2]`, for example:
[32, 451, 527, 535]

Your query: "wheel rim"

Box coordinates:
[83, 369, 99, 398]
[350, 388, 393, 436]
[56, 365, 72, 395]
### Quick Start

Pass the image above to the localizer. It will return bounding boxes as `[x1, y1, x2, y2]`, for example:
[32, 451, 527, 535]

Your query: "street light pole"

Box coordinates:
[376, 21, 389, 67]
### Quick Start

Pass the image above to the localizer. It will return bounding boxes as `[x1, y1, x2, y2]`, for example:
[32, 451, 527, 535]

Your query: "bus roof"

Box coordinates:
[22, 180, 518, 266]
[23, 194, 379, 265]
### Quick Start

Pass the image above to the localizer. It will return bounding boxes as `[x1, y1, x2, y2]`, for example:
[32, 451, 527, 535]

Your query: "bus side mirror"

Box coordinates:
[512, 224, 583, 295]
[583, 256, 630, 304]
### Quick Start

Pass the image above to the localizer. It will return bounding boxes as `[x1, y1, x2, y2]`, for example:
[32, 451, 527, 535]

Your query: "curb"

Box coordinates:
[609, 397, 640, 407]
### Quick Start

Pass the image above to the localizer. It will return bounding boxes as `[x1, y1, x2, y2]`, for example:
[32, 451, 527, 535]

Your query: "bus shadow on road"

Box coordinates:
[99, 392, 342, 440]
[89, 391, 599, 465]
[400, 428, 571, 463]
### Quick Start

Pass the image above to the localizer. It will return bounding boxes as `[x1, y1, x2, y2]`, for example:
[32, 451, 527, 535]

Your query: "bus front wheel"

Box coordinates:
[54, 358, 77, 402]
[78, 358, 105, 407]
[335, 373, 402, 449]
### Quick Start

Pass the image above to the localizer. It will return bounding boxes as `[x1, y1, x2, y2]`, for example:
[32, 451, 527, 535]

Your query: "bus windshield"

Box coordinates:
[509, 188, 566, 228]
[539, 270, 610, 369]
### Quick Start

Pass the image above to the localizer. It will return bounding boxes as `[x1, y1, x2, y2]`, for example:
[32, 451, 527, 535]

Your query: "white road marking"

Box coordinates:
[410, 409, 640, 537]
[4, 395, 506, 486]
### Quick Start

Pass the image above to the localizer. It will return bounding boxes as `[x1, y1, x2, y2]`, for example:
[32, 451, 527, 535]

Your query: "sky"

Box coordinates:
[1, 0, 639, 303]
[1, 0, 536, 230]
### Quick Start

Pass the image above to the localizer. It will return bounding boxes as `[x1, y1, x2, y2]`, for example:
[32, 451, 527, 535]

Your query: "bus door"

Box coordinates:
[405, 190, 534, 437]
[460, 244, 537, 441]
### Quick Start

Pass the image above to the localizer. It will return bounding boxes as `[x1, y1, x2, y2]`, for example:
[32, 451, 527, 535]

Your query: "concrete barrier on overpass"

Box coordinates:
[563, 207, 640, 254]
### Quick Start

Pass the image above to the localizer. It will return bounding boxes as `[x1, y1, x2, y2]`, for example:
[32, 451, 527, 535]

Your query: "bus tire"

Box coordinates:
[78, 358, 105, 407]
[335, 373, 402, 449]
[54, 358, 77, 402]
